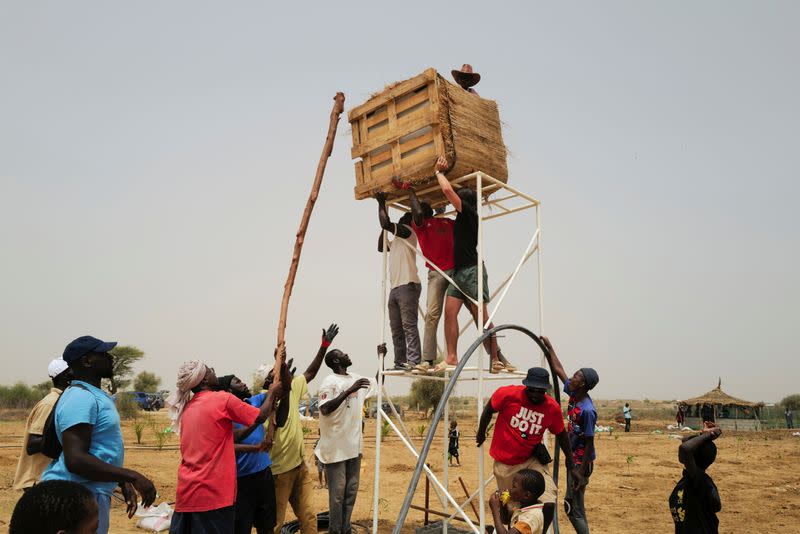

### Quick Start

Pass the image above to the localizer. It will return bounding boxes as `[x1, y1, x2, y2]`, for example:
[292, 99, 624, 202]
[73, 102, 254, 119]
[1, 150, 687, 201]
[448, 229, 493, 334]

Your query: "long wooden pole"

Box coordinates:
[273, 92, 345, 379]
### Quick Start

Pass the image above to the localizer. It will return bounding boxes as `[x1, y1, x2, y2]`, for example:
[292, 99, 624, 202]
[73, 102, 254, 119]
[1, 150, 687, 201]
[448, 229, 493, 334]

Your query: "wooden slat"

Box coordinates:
[370, 159, 395, 181]
[369, 145, 393, 166]
[350, 118, 361, 147]
[395, 88, 430, 116]
[432, 125, 445, 157]
[361, 152, 372, 185]
[387, 100, 401, 175]
[365, 106, 388, 128]
[399, 129, 434, 155]
[355, 160, 364, 186]
[366, 120, 389, 137]
[428, 79, 446, 158]
[347, 68, 436, 121]
[351, 112, 437, 158]
[398, 143, 437, 169]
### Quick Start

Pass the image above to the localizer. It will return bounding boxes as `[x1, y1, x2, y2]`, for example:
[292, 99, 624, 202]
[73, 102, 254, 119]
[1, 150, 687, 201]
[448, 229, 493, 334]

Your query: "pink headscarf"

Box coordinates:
[165, 360, 208, 435]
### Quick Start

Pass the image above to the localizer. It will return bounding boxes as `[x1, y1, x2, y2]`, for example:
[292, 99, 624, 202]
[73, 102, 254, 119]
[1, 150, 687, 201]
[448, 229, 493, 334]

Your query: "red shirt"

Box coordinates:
[175, 391, 260, 512]
[412, 218, 455, 271]
[489, 385, 565, 465]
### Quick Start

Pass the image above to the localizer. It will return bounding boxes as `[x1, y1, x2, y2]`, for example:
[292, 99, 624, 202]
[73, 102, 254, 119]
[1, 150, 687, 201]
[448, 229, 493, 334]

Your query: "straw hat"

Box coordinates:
[451, 64, 481, 88]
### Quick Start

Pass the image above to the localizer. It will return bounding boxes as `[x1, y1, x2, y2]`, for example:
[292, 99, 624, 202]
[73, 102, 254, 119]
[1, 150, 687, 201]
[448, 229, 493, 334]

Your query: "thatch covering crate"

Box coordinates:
[349, 68, 507, 204]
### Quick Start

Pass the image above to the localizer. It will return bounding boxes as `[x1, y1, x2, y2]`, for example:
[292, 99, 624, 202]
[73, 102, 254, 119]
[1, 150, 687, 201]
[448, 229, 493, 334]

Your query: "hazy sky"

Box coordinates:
[1, 2, 797, 403]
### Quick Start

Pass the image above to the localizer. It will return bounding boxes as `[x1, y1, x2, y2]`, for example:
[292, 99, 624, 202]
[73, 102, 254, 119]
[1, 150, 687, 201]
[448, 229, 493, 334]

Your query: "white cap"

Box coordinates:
[48, 358, 69, 379]
[254, 363, 271, 384]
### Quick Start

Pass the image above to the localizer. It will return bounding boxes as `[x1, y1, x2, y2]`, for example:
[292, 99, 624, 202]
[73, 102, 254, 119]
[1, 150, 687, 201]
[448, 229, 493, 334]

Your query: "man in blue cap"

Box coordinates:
[542, 336, 599, 534]
[41, 335, 156, 534]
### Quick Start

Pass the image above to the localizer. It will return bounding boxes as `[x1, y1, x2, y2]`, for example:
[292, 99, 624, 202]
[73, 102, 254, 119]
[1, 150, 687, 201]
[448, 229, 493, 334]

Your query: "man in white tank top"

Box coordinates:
[376, 193, 422, 370]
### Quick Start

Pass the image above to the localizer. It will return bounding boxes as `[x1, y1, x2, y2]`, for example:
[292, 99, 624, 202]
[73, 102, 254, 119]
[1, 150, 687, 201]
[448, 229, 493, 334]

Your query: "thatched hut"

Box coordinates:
[680, 380, 763, 431]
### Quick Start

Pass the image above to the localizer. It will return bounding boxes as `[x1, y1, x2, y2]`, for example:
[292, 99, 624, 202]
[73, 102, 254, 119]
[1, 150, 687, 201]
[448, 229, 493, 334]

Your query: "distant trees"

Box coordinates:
[409, 378, 445, 418]
[105, 345, 145, 394]
[0, 383, 48, 409]
[780, 394, 800, 411]
[133, 371, 161, 393]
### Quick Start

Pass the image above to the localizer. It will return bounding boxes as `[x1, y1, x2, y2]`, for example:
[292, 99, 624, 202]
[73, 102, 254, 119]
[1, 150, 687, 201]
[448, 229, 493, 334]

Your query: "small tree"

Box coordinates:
[780, 394, 800, 411]
[104, 345, 145, 394]
[133, 371, 161, 393]
[409, 378, 445, 418]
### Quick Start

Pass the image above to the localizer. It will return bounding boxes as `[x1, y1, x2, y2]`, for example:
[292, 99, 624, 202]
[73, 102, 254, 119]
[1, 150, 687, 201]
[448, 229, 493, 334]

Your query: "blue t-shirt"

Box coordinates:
[623, 406, 632, 419]
[233, 393, 272, 477]
[564, 378, 597, 465]
[41, 381, 124, 496]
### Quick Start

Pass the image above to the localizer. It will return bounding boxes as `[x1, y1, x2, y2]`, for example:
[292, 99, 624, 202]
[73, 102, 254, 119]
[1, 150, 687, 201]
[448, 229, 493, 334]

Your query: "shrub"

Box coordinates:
[115, 393, 140, 420]
[0, 382, 47, 409]
[133, 420, 146, 444]
[780, 394, 800, 411]
[409, 378, 445, 418]
[153, 426, 172, 450]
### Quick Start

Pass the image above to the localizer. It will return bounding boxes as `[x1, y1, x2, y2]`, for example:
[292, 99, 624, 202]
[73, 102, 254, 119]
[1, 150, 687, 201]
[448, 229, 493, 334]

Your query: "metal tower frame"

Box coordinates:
[371, 171, 547, 534]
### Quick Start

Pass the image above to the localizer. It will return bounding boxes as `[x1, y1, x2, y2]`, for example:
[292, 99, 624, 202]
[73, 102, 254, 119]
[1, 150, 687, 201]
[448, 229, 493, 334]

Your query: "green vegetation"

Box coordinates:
[0, 382, 49, 409]
[780, 394, 800, 411]
[115, 391, 140, 419]
[133, 371, 161, 393]
[408, 378, 445, 418]
[105, 345, 145, 394]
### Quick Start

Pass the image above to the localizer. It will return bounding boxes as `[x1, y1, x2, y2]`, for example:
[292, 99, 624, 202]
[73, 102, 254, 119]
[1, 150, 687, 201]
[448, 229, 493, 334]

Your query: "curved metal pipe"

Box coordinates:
[393, 324, 562, 533]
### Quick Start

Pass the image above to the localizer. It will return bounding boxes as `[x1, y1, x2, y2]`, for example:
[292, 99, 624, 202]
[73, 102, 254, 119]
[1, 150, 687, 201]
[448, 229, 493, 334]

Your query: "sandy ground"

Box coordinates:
[1, 410, 798, 533]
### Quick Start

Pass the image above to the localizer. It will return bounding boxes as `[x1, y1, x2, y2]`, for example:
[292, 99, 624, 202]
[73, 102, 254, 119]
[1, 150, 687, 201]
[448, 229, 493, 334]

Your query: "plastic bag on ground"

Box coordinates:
[135, 502, 173, 532]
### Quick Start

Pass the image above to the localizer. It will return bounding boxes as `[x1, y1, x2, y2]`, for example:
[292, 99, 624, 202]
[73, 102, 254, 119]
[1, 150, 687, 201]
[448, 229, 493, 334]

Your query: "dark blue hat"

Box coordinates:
[62, 336, 117, 364]
[522, 367, 551, 390]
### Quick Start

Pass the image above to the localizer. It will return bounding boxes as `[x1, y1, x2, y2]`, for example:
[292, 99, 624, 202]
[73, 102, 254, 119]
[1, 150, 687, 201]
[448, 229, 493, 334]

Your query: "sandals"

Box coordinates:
[490, 360, 507, 374]
[432, 361, 456, 372]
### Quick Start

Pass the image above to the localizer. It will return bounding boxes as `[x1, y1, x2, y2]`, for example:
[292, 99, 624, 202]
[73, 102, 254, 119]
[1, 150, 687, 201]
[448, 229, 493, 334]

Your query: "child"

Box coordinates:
[448, 420, 461, 466]
[669, 422, 722, 533]
[10, 480, 99, 534]
[489, 469, 546, 534]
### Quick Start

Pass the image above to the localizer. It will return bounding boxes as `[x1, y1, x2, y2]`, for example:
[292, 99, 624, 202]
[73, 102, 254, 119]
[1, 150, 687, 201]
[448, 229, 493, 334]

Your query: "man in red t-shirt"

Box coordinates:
[477, 367, 583, 518]
[167, 361, 286, 534]
[404, 188, 455, 372]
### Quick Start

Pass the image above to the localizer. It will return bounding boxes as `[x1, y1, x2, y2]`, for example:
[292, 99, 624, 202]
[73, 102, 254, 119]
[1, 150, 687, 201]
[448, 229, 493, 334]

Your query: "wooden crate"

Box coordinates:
[349, 68, 508, 204]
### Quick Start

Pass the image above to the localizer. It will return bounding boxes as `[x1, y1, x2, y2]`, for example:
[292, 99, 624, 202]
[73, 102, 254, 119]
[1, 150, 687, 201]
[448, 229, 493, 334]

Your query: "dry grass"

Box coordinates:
[1, 408, 798, 533]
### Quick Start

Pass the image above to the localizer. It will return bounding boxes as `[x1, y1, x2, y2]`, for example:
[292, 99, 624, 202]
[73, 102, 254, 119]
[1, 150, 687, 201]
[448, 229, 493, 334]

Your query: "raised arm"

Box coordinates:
[319, 378, 370, 416]
[408, 188, 425, 227]
[433, 156, 461, 211]
[541, 336, 568, 384]
[679, 423, 722, 480]
[304, 324, 339, 384]
[475, 399, 496, 446]
[233, 384, 285, 443]
[376, 192, 412, 238]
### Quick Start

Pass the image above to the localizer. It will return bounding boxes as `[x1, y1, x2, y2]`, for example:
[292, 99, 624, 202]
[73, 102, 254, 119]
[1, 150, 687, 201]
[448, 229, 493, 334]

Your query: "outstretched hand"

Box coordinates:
[322, 324, 339, 347]
[434, 155, 450, 173]
[476, 429, 486, 447]
[349, 378, 371, 393]
[702, 421, 722, 439]
[392, 177, 412, 190]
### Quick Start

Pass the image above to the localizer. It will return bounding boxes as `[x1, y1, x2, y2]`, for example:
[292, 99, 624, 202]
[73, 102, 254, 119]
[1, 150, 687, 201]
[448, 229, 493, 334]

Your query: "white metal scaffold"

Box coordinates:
[371, 171, 547, 534]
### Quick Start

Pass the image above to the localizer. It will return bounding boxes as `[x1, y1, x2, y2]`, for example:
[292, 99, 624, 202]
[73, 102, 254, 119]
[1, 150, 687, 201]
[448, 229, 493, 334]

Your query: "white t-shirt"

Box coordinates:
[315, 372, 377, 464]
[388, 226, 420, 289]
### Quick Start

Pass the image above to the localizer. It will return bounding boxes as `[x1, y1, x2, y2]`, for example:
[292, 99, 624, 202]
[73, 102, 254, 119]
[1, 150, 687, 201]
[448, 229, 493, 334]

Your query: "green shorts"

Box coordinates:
[446, 264, 491, 303]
